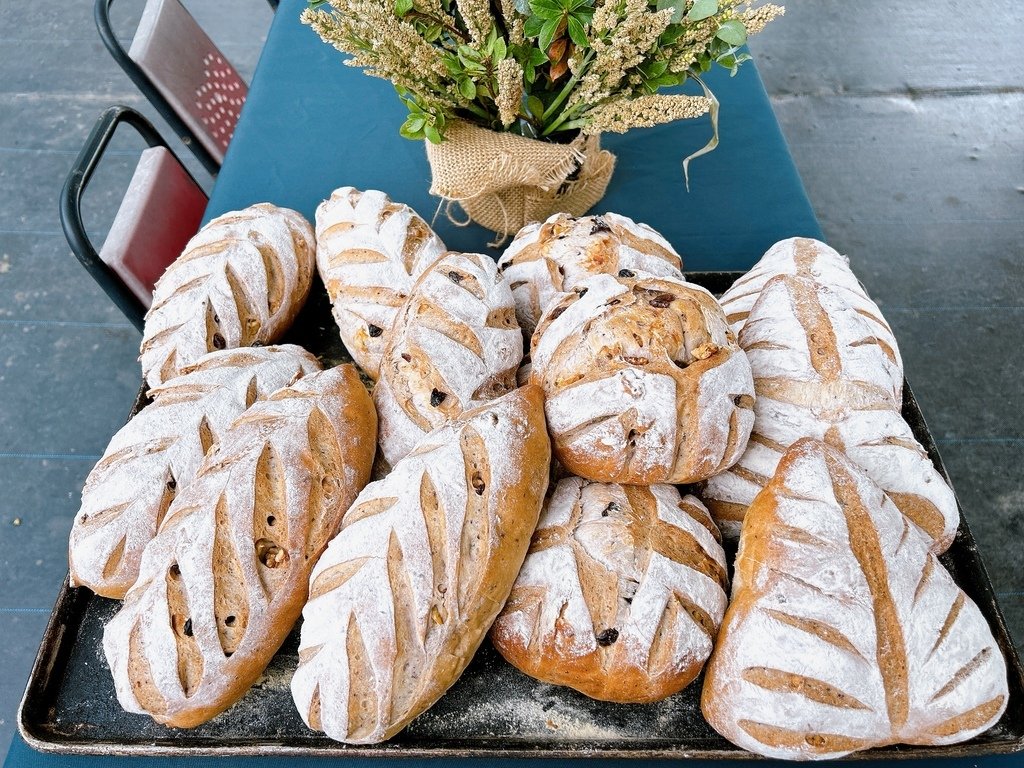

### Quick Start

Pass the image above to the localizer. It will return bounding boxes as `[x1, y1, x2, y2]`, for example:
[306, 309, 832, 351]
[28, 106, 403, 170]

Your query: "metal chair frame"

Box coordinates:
[94, 0, 278, 176]
[59, 105, 206, 333]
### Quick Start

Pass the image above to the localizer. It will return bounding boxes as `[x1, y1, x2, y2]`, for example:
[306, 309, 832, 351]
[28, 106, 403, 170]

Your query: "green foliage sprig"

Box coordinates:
[302, 0, 783, 142]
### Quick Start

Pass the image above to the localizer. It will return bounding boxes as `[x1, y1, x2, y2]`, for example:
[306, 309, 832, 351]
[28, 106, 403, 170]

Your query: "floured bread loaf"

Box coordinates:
[530, 273, 754, 484]
[719, 237, 901, 371]
[702, 275, 958, 552]
[498, 212, 683, 336]
[702, 439, 1008, 761]
[315, 187, 446, 378]
[103, 366, 376, 728]
[291, 386, 550, 744]
[492, 478, 727, 703]
[70, 345, 322, 599]
[373, 251, 523, 465]
[140, 204, 315, 389]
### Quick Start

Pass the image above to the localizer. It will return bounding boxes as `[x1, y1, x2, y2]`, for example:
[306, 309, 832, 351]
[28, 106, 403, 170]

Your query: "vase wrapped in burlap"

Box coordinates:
[425, 120, 616, 239]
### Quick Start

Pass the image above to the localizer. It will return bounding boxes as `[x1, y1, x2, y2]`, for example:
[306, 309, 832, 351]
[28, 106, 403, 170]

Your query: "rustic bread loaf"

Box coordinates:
[291, 385, 550, 744]
[529, 273, 754, 484]
[718, 237, 901, 371]
[69, 345, 322, 599]
[140, 204, 316, 388]
[315, 187, 447, 378]
[492, 478, 727, 703]
[103, 366, 376, 728]
[373, 251, 523, 465]
[702, 275, 958, 552]
[701, 439, 1008, 760]
[497, 212, 683, 337]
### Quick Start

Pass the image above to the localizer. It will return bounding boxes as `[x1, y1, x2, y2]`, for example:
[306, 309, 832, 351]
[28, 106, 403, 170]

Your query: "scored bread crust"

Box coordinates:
[140, 204, 316, 389]
[529, 273, 754, 484]
[701, 439, 1008, 761]
[70, 345, 322, 599]
[291, 385, 550, 744]
[315, 187, 446, 379]
[718, 237, 902, 371]
[102, 366, 376, 728]
[373, 251, 523, 465]
[491, 478, 728, 703]
[702, 274, 958, 552]
[497, 212, 683, 337]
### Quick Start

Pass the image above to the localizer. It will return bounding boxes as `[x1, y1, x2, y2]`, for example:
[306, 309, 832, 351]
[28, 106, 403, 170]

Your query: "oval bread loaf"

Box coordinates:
[530, 273, 754, 484]
[702, 439, 1008, 760]
[719, 237, 901, 371]
[291, 385, 550, 744]
[373, 251, 523, 465]
[315, 187, 446, 378]
[498, 212, 683, 336]
[702, 274, 958, 552]
[103, 365, 376, 728]
[70, 345, 322, 598]
[140, 204, 316, 388]
[492, 478, 728, 703]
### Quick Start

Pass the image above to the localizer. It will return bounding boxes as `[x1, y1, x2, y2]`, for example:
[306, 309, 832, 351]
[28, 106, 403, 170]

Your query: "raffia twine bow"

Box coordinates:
[426, 120, 616, 244]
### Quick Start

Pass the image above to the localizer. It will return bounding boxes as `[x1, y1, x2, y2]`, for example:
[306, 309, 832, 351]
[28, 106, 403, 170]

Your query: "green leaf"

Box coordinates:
[406, 115, 427, 132]
[307, 0, 329, 8]
[566, 15, 588, 47]
[394, 0, 414, 15]
[399, 118, 425, 140]
[424, 124, 443, 143]
[538, 17, 561, 52]
[659, 24, 685, 44]
[715, 19, 746, 45]
[458, 78, 477, 99]
[655, 0, 687, 24]
[686, 0, 717, 21]
[523, 15, 546, 37]
[527, 95, 546, 118]
[528, 47, 549, 65]
[492, 36, 507, 60]
[529, 0, 565, 19]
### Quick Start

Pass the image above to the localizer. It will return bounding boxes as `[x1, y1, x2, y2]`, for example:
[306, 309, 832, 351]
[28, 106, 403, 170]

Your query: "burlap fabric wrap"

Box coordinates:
[426, 120, 616, 238]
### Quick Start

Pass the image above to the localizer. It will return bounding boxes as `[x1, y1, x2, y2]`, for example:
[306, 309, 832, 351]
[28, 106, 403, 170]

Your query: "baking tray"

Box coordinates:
[19, 272, 1024, 759]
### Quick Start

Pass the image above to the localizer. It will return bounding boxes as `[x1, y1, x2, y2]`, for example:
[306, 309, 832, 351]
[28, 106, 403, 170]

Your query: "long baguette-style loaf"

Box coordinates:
[103, 366, 376, 728]
[373, 251, 523, 464]
[497, 212, 683, 337]
[530, 273, 754, 484]
[291, 385, 550, 744]
[140, 204, 316, 388]
[70, 345, 322, 598]
[492, 478, 728, 703]
[315, 187, 446, 379]
[701, 274, 958, 552]
[701, 439, 1008, 760]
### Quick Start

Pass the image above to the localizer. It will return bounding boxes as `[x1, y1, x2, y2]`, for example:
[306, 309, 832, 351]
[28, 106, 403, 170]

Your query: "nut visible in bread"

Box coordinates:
[701, 439, 1008, 760]
[291, 385, 550, 744]
[498, 212, 683, 337]
[70, 345, 322, 599]
[492, 478, 727, 703]
[373, 251, 523, 465]
[315, 187, 446, 379]
[530, 273, 754, 484]
[102, 365, 376, 728]
[140, 204, 316, 389]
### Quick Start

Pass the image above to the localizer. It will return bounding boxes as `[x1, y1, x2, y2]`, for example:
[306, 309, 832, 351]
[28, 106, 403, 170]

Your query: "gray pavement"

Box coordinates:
[0, 0, 1021, 761]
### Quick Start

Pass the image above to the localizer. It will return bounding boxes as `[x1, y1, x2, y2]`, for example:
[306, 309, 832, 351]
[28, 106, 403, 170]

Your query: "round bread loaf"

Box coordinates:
[529, 273, 755, 484]
[492, 478, 728, 703]
[373, 251, 523, 465]
[314, 187, 446, 379]
[497, 212, 683, 337]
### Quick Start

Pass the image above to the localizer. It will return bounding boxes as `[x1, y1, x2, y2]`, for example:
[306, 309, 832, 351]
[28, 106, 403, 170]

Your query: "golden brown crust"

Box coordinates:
[103, 366, 377, 728]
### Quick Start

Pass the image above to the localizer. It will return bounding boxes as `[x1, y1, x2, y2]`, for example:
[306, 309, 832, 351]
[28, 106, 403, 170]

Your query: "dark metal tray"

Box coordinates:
[19, 272, 1024, 759]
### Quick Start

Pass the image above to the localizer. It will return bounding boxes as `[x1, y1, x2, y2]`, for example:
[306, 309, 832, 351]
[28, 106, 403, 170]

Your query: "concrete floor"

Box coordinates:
[0, 0, 1021, 762]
